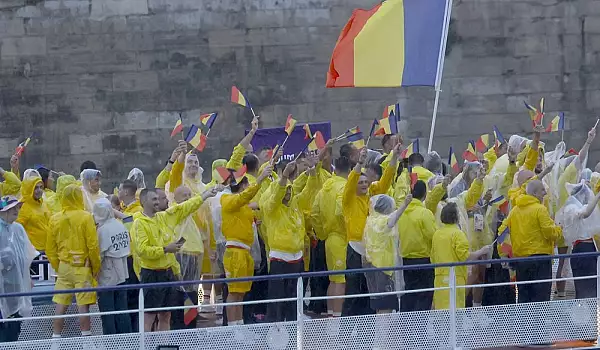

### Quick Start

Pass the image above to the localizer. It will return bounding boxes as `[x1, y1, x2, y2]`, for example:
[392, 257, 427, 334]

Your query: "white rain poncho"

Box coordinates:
[93, 198, 129, 286]
[0, 218, 37, 318]
[581, 168, 593, 184]
[556, 181, 600, 245]
[81, 169, 107, 212]
[22, 169, 41, 181]
[425, 152, 445, 188]
[362, 195, 404, 291]
[127, 168, 146, 189]
[448, 162, 480, 199]
[508, 135, 529, 154]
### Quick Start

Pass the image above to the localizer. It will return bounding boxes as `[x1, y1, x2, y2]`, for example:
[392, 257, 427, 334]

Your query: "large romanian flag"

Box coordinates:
[326, 0, 448, 88]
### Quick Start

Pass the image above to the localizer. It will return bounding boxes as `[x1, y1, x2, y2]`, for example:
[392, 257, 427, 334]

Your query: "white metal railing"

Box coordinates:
[1, 252, 599, 350]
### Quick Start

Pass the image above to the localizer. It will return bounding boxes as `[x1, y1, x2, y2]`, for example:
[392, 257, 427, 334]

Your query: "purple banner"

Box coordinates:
[247, 122, 331, 160]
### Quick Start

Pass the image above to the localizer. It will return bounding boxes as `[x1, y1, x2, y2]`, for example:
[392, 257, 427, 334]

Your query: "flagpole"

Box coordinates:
[427, 0, 454, 153]
[561, 129, 564, 142]
[250, 106, 257, 118]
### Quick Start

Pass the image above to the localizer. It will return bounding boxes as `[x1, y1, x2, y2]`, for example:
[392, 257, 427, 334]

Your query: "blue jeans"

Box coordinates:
[98, 284, 132, 335]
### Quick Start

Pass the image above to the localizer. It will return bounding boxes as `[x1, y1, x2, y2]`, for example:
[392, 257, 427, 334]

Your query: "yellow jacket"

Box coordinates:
[226, 143, 246, 170]
[398, 198, 437, 259]
[431, 224, 470, 278]
[0, 170, 21, 197]
[343, 165, 394, 242]
[17, 177, 51, 251]
[46, 185, 101, 275]
[155, 167, 170, 189]
[393, 171, 410, 206]
[261, 176, 318, 255]
[131, 194, 206, 275]
[123, 201, 143, 216]
[310, 175, 347, 241]
[413, 166, 435, 187]
[483, 148, 498, 173]
[221, 184, 261, 247]
[45, 175, 77, 216]
[499, 194, 562, 257]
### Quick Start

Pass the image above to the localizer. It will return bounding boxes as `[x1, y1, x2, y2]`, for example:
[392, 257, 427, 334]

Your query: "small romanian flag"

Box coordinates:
[462, 141, 478, 162]
[184, 124, 207, 152]
[347, 131, 365, 149]
[546, 113, 565, 132]
[383, 103, 400, 119]
[15, 136, 32, 157]
[183, 294, 198, 326]
[232, 165, 247, 184]
[308, 131, 327, 151]
[200, 113, 218, 129]
[448, 147, 459, 172]
[326, 0, 448, 88]
[231, 86, 250, 108]
[497, 227, 509, 244]
[303, 124, 312, 140]
[378, 115, 398, 135]
[170, 118, 184, 138]
[475, 134, 490, 152]
[524, 99, 544, 127]
[401, 139, 419, 159]
[285, 115, 297, 136]
[369, 119, 380, 137]
[493, 125, 505, 147]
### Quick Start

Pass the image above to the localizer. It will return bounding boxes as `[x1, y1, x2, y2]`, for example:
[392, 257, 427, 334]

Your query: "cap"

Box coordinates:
[0, 196, 21, 212]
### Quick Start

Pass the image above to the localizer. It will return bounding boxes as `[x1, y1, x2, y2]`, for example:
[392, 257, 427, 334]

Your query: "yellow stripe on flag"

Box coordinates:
[354, 0, 405, 87]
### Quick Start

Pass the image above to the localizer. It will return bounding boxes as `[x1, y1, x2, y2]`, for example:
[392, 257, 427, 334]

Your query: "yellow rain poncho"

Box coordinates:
[362, 195, 400, 275]
[0, 170, 21, 197]
[498, 194, 562, 257]
[80, 169, 107, 212]
[46, 184, 101, 306]
[131, 193, 207, 276]
[167, 153, 206, 199]
[398, 198, 437, 259]
[205, 159, 228, 189]
[45, 175, 77, 215]
[431, 223, 470, 309]
[16, 177, 51, 251]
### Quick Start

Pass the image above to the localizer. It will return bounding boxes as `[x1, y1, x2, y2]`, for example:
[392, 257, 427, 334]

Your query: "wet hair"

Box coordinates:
[366, 163, 383, 179]
[121, 179, 138, 196]
[411, 180, 427, 200]
[242, 153, 260, 173]
[80, 160, 97, 173]
[230, 177, 249, 193]
[408, 153, 425, 165]
[334, 157, 352, 174]
[339, 144, 354, 159]
[440, 202, 459, 224]
[37, 167, 50, 186]
[139, 188, 156, 204]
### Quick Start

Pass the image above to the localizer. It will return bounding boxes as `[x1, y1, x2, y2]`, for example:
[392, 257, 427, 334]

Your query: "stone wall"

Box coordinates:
[1, 0, 599, 187]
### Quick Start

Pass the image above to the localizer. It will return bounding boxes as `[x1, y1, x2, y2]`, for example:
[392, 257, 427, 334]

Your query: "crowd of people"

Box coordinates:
[1, 114, 600, 346]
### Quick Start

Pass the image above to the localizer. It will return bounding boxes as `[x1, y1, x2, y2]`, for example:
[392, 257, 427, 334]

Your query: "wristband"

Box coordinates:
[168, 159, 175, 164]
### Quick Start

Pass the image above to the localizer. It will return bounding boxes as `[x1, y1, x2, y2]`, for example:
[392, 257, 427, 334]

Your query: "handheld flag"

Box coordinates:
[448, 147, 460, 172]
[400, 139, 419, 159]
[231, 86, 250, 108]
[284, 115, 297, 136]
[475, 134, 490, 152]
[496, 227, 509, 245]
[183, 294, 198, 326]
[215, 167, 233, 184]
[184, 125, 207, 152]
[378, 115, 398, 135]
[303, 124, 312, 140]
[524, 99, 544, 127]
[308, 131, 327, 151]
[233, 165, 247, 184]
[15, 136, 32, 157]
[493, 125, 506, 147]
[347, 131, 365, 149]
[170, 117, 184, 138]
[462, 141, 478, 162]
[545, 113, 565, 132]
[383, 103, 400, 119]
[326, 0, 448, 88]
[369, 119, 380, 137]
[200, 113, 218, 129]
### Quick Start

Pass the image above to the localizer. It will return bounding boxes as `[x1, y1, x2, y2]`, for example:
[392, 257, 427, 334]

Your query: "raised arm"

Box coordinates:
[582, 191, 600, 219]
[387, 194, 412, 228]
[576, 126, 597, 170]
[370, 143, 401, 195]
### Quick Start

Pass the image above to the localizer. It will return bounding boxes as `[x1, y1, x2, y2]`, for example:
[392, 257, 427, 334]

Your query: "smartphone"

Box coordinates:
[176, 237, 186, 245]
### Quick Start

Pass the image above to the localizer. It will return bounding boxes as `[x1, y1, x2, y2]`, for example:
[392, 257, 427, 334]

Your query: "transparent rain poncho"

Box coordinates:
[80, 169, 107, 212]
[127, 168, 146, 190]
[362, 195, 404, 291]
[0, 217, 37, 318]
[22, 169, 40, 181]
[448, 162, 480, 199]
[93, 198, 129, 286]
[425, 151, 445, 188]
[555, 181, 600, 245]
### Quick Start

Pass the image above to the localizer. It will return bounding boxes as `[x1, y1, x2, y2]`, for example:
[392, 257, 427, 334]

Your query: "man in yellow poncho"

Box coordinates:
[431, 202, 491, 310]
[45, 175, 77, 216]
[342, 145, 398, 316]
[261, 161, 318, 322]
[131, 186, 219, 332]
[119, 180, 142, 215]
[46, 185, 100, 343]
[17, 177, 50, 253]
[0, 166, 21, 197]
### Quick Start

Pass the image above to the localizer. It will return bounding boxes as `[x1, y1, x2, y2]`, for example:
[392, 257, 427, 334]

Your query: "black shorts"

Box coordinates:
[140, 268, 179, 311]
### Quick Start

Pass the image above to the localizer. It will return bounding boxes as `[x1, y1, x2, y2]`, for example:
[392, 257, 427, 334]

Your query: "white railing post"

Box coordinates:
[596, 256, 600, 345]
[296, 277, 304, 350]
[449, 266, 457, 350]
[138, 287, 145, 350]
